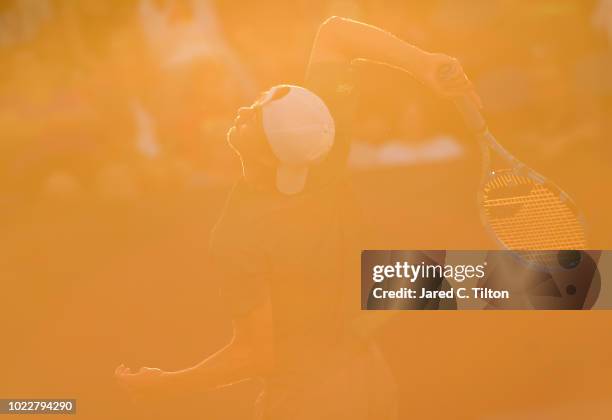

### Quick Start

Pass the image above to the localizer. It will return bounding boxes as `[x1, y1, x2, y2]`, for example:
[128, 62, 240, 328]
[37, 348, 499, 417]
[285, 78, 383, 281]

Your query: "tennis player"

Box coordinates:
[115, 16, 478, 419]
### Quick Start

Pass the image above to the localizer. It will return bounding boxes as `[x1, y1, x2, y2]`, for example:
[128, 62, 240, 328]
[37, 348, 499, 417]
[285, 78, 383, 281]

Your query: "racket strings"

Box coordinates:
[482, 174, 587, 254]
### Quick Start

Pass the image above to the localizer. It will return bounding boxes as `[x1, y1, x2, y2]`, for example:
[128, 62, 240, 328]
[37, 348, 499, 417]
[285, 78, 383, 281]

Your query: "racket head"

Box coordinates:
[448, 93, 589, 271]
[478, 154, 588, 270]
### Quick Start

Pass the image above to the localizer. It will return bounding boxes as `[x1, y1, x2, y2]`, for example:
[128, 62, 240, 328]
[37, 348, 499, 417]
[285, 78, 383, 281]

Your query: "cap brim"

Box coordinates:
[276, 164, 308, 195]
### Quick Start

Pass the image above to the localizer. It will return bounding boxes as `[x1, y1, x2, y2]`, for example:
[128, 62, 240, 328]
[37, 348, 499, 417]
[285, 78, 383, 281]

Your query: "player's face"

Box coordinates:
[227, 99, 277, 167]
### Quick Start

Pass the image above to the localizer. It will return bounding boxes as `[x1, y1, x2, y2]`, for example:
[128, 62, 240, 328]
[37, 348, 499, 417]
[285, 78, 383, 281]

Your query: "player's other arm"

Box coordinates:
[115, 296, 274, 393]
[308, 16, 481, 104]
[162, 295, 274, 390]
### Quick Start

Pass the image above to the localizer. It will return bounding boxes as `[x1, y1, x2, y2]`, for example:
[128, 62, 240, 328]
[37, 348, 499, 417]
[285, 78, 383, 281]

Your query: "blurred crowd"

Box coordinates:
[1, 0, 610, 203]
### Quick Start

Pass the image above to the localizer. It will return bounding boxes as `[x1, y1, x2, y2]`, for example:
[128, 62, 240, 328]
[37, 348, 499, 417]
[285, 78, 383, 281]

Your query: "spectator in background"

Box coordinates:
[593, 0, 612, 45]
[137, 0, 256, 175]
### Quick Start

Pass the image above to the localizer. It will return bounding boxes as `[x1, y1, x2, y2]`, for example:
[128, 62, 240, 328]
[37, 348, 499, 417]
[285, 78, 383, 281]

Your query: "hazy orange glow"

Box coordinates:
[1, 1, 611, 419]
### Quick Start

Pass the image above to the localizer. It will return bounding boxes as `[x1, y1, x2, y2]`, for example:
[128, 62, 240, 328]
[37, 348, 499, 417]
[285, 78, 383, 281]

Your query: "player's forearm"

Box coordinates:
[312, 16, 431, 77]
[158, 335, 270, 393]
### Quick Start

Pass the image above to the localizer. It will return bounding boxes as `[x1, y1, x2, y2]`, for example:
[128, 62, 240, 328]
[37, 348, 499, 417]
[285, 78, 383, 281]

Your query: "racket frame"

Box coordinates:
[452, 96, 589, 257]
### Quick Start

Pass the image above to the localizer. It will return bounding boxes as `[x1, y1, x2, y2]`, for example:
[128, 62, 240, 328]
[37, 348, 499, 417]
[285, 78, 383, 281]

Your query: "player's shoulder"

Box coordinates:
[304, 60, 356, 99]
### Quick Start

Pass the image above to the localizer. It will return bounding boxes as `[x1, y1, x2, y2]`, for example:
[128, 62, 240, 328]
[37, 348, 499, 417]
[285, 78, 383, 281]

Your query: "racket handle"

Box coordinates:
[437, 64, 488, 133]
[453, 96, 488, 134]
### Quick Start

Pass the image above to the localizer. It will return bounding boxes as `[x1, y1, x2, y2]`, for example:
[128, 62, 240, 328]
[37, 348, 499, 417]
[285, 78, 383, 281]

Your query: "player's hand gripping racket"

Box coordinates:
[439, 65, 588, 269]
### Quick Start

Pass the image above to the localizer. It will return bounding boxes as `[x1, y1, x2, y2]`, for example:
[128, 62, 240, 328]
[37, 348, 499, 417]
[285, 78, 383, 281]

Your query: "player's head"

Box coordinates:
[227, 85, 335, 195]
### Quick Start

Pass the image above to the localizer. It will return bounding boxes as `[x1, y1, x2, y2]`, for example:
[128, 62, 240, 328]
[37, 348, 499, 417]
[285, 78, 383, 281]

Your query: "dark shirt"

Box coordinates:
[209, 61, 362, 385]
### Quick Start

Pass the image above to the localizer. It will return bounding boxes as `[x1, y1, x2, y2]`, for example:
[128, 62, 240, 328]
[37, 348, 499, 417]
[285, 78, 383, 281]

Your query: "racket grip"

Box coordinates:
[453, 96, 488, 134]
[437, 64, 488, 133]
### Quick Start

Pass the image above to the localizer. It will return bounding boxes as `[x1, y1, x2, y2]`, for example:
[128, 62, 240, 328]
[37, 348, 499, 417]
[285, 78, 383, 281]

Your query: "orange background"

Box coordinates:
[1, 1, 612, 418]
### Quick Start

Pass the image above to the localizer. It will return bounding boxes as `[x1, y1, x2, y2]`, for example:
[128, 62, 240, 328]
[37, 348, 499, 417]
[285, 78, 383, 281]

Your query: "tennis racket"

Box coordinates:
[445, 79, 588, 269]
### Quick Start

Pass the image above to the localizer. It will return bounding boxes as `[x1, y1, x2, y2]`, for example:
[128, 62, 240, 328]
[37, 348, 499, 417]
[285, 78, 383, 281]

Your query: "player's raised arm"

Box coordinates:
[308, 16, 481, 105]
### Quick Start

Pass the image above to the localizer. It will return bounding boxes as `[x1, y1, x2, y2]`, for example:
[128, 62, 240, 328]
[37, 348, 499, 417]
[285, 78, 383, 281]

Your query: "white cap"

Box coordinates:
[259, 85, 335, 195]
